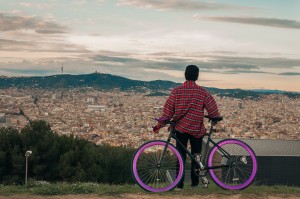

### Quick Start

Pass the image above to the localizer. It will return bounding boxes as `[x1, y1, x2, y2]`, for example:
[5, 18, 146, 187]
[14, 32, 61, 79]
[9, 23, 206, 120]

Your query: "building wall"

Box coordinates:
[255, 156, 300, 186]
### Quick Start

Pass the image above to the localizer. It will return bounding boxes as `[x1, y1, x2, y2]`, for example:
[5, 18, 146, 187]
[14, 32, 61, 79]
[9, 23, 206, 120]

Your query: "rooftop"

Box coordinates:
[205, 138, 300, 157]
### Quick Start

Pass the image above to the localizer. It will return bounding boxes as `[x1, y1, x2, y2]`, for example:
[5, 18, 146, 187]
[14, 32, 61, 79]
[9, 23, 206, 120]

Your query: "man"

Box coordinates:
[153, 65, 220, 189]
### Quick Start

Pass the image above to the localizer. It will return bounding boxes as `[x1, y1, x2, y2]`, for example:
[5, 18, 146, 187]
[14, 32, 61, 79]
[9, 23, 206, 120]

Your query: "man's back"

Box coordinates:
[162, 80, 219, 137]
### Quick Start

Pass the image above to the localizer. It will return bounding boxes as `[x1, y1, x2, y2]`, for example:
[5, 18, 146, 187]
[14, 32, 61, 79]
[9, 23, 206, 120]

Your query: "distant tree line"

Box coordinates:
[0, 120, 136, 185]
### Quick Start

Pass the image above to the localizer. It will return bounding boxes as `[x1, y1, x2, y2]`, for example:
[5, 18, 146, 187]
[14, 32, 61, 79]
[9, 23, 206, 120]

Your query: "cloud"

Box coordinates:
[1, 45, 300, 82]
[0, 39, 31, 47]
[73, 0, 87, 6]
[0, 68, 56, 76]
[19, 2, 54, 9]
[92, 54, 197, 72]
[93, 55, 139, 63]
[0, 58, 185, 82]
[95, 50, 131, 57]
[1, 51, 300, 86]
[0, 13, 88, 54]
[117, 0, 251, 11]
[223, 70, 272, 74]
[201, 55, 300, 69]
[0, 13, 69, 34]
[278, 72, 300, 76]
[92, 52, 300, 72]
[35, 29, 67, 34]
[0, 60, 64, 76]
[195, 15, 300, 29]
[0, 38, 90, 54]
[0, 59, 84, 74]
[148, 52, 177, 56]
[96, 0, 106, 5]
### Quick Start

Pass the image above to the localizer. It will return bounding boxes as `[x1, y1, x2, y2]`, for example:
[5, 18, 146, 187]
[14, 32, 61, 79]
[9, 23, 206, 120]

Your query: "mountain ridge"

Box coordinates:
[0, 73, 299, 99]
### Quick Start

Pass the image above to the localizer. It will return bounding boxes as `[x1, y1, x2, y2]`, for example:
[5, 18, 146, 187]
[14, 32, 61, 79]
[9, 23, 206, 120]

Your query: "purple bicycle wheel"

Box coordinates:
[132, 141, 184, 192]
[208, 139, 257, 190]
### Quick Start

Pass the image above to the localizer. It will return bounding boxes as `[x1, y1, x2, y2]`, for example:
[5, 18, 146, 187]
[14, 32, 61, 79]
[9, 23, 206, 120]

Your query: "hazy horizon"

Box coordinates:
[0, 0, 300, 91]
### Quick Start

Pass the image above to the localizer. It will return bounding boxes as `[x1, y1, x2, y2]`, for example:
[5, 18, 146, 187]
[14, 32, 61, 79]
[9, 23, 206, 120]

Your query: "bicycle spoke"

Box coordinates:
[133, 141, 184, 192]
[138, 169, 154, 180]
[208, 140, 257, 189]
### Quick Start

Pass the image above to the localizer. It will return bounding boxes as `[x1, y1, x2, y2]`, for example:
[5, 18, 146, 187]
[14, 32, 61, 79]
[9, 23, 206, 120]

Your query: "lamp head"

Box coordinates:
[25, 150, 32, 157]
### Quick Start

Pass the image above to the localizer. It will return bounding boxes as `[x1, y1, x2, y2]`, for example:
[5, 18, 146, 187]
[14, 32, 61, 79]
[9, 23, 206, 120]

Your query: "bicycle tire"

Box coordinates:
[131, 140, 184, 192]
[208, 139, 257, 190]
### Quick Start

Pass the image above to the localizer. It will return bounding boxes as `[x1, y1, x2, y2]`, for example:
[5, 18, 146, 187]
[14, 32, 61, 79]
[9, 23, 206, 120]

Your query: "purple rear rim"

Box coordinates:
[208, 139, 257, 190]
[132, 141, 184, 192]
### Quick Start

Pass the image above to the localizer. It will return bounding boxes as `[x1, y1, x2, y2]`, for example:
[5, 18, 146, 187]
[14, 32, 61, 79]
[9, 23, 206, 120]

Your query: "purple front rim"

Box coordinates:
[208, 140, 257, 190]
[133, 141, 184, 192]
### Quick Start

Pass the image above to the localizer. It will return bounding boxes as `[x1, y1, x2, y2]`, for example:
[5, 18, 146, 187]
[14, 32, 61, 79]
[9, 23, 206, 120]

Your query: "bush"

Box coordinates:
[0, 120, 136, 184]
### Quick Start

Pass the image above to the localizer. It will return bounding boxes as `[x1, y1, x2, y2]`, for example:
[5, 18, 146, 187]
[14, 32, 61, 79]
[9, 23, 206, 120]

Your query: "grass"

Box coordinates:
[0, 182, 299, 197]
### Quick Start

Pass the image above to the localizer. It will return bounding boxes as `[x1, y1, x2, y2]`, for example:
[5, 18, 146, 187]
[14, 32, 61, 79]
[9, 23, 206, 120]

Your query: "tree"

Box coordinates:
[0, 120, 136, 184]
[0, 127, 23, 184]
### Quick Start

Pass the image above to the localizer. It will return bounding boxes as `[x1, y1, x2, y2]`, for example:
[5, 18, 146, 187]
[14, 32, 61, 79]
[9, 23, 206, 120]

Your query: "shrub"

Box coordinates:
[0, 120, 135, 184]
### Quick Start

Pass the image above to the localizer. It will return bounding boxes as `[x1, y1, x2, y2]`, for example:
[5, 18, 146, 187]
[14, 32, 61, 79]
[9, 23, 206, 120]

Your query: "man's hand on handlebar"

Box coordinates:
[152, 117, 170, 133]
[153, 123, 163, 133]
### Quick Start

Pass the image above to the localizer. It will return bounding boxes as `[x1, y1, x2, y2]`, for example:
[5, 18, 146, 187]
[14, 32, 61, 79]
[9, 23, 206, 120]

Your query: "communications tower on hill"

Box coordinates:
[60, 63, 64, 99]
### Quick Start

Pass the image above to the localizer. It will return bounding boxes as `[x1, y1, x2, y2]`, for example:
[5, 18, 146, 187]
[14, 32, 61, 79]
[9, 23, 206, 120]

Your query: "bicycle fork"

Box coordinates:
[157, 131, 173, 167]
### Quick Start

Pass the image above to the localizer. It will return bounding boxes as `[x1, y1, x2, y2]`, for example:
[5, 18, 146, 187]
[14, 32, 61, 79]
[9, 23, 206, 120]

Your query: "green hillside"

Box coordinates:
[0, 73, 299, 99]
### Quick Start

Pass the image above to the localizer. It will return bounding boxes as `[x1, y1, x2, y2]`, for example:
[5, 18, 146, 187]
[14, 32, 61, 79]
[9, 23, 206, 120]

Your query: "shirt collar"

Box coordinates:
[183, 80, 197, 87]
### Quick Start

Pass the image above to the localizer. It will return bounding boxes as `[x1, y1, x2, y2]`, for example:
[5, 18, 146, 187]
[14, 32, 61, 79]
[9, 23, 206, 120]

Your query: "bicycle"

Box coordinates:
[131, 116, 257, 192]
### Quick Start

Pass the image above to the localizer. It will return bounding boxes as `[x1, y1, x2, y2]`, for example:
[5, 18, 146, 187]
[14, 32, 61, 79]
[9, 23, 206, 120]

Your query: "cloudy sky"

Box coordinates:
[0, 0, 300, 91]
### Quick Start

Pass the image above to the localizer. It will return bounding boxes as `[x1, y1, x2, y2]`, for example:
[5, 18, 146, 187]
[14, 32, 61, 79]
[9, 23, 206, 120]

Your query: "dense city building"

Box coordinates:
[0, 88, 299, 147]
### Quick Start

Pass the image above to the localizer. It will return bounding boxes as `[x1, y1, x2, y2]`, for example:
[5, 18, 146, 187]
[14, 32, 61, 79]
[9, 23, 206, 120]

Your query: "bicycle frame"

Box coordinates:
[159, 121, 232, 173]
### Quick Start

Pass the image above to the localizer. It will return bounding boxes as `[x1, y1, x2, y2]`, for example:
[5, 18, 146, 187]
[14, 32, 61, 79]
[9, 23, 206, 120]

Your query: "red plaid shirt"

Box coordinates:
[161, 81, 220, 138]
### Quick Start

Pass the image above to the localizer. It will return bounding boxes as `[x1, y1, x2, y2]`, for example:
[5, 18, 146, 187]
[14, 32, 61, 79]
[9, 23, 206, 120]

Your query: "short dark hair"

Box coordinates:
[185, 65, 199, 81]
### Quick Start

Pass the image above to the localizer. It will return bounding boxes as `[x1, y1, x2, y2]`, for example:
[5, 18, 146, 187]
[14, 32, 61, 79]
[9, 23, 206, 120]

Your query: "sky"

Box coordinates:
[0, 0, 300, 92]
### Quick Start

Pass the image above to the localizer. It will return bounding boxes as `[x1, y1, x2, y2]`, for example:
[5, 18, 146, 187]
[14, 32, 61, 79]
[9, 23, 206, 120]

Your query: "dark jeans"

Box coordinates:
[175, 130, 203, 188]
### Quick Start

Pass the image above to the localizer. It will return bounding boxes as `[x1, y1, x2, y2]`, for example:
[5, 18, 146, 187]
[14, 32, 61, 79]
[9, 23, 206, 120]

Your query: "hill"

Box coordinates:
[0, 73, 178, 93]
[0, 73, 299, 99]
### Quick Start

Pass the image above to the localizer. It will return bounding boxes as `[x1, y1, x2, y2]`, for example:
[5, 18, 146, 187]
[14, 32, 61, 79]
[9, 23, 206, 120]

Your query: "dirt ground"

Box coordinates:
[0, 194, 299, 199]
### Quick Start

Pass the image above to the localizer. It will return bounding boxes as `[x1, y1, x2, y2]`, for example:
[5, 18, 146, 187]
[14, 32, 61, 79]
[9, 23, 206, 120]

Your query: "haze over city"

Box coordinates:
[0, 0, 300, 91]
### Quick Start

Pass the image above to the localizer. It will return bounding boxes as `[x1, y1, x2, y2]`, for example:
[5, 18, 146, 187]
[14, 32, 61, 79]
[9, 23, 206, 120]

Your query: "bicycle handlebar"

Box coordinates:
[204, 115, 223, 124]
[154, 117, 174, 125]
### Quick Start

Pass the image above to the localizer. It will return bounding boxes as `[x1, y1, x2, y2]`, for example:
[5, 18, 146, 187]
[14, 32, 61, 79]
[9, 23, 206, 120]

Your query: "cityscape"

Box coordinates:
[1, 87, 299, 147]
[1, 0, 300, 196]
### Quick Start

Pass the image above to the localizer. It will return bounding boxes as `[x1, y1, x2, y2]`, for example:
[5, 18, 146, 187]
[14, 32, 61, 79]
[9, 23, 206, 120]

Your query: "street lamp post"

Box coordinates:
[25, 150, 32, 186]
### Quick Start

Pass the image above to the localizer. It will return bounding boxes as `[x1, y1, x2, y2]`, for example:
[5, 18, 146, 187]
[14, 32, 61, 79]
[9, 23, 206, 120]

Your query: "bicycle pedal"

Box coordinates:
[202, 183, 208, 189]
[201, 177, 209, 184]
